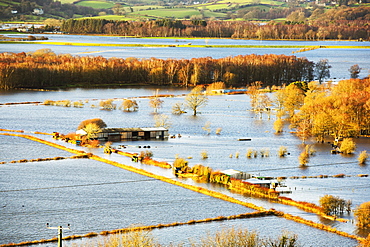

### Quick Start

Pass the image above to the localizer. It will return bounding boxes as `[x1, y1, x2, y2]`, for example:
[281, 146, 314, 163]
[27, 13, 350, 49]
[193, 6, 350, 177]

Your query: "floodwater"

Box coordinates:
[1, 34, 370, 81]
[0, 88, 369, 246]
[0, 36, 369, 246]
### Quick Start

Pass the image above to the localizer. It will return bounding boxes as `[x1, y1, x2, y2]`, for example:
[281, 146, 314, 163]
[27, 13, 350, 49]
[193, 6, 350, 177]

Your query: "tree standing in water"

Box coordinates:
[185, 86, 208, 116]
[315, 59, 331, 84]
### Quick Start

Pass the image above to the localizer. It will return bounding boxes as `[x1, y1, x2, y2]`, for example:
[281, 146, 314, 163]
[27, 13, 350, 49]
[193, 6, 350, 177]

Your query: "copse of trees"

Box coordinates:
[0, 51, 315, 90]
[60, 16, 370, 40]
[290, 78, 370, 141]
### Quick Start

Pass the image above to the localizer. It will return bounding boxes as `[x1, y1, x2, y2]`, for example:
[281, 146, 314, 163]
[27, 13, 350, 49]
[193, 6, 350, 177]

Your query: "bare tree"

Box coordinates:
[185, 86, 208, 116]
[154, 114, 171, 128]
[172, 102, 187, 115]
[349, 64, 361, 79]
[149, 97, 164, 113]
[315, 59, 331, 84]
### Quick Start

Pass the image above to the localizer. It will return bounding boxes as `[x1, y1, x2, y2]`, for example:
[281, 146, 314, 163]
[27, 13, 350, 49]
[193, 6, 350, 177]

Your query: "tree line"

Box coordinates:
[60, 16, 370, 40]
[0, 50, 315, 90]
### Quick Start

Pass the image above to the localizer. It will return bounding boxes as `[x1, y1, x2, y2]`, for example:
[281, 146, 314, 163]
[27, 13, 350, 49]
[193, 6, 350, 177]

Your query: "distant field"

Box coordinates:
[75, 0, 115, 9]
[83, 15, 138, 21]
[131, 5, 165, 11]
[202, 4, 233, 10]
[59, 0, 77, 3]
[129, 8, 202, 19]
[0, 0, 19, 6]
[218, 0, 284, 4]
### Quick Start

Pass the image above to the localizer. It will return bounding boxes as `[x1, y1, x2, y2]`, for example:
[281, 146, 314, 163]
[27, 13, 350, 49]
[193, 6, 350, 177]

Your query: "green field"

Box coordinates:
[59, 0, 77, 3]
[83, 15, 138, 21]
[128, 8, 202, 19]
[75, 0, 115, 9]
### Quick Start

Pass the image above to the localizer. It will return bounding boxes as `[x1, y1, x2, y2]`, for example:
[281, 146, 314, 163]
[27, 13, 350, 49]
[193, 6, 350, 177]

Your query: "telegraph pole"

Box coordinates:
[46, 223, 70, 247]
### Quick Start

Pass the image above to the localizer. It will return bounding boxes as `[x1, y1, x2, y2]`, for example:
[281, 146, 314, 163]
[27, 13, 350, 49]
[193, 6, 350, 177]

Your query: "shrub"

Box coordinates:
[274, 117, 284, 134]
[339, 138, 356, 154]
[278, 146, 288, 157]
[358, 150, 368, 165]
[200, 150, 208, 159]
[298, 150, 309, 166]
[246, 149, 256, 158]
[139, 151, 153, 159]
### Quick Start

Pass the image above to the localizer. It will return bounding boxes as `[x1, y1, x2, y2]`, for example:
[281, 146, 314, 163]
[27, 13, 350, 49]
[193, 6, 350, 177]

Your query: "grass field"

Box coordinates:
[128, 8, 202, 19]
[131, 5, 165, 11]
[82, 15, 138, 21]
[59, 0, 77, 3]
[75, 0, 115, 9]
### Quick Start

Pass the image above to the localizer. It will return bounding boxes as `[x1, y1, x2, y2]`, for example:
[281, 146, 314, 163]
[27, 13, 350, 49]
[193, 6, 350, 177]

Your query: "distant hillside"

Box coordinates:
[1, 0, 369, 22]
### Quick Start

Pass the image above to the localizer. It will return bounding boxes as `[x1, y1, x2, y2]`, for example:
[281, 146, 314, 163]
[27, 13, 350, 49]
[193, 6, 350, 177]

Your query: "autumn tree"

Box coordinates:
[185, 86, 208, 116]
[121, 99, 138, 112]
[355, 201, 370, 228]
[274, 117, 284, 134]
[339, 138, 356, 154]
[83, 123, 102, 140]
[99, 99, 116, 110]
[319, 195, 351, 215]
[77, 118, 107, 130]
[206, 81, 226, 94]
[280, 83, 306, 118]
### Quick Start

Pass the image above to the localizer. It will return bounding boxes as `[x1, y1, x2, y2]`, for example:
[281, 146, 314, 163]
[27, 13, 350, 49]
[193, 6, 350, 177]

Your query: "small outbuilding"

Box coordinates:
[221, 169, 251, 180]
[97, 127, 169, 142]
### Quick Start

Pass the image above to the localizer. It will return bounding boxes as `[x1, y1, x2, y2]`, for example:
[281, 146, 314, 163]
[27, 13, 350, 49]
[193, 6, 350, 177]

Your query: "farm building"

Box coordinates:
[220, 169, 251, 180]
[96, 127, 169, 142]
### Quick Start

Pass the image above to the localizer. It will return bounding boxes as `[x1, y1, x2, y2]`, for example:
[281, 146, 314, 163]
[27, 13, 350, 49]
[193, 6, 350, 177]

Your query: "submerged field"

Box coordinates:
[0, 87, 369, 246]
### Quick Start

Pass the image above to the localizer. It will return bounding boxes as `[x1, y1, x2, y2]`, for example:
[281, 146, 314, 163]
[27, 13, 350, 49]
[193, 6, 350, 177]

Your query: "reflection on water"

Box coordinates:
[0, 88, 369, 245]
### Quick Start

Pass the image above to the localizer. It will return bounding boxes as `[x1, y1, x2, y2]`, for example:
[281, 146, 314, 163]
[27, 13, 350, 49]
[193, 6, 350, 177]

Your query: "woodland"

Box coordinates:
[60, 17, 370, 40]
[0, 51, 315, 89]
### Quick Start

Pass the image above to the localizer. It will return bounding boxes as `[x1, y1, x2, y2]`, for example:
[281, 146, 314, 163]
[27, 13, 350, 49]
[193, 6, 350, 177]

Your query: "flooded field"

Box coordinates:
[0, 87, 369, 246]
